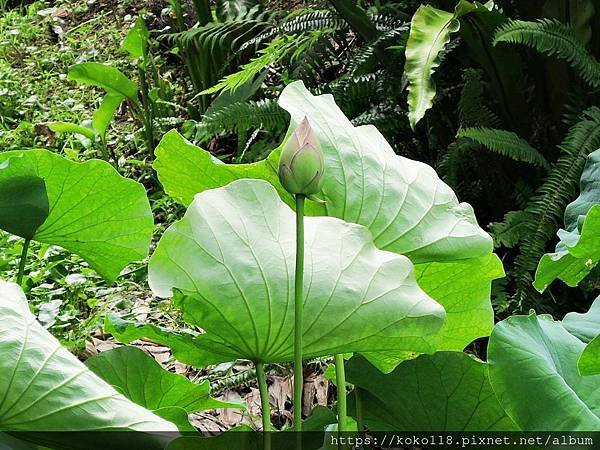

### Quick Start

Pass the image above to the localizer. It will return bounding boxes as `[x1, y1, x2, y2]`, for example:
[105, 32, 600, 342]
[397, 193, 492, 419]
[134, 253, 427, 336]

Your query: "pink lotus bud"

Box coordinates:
[278, 117, 325, 196]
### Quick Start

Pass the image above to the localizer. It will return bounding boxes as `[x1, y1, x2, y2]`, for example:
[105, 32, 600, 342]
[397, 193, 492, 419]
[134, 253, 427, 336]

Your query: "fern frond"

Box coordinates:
[244, 10, 402, 50]
[242, 10, 344, 49]
[438, 138, 480, 191]
[458, 127, 549, 168]
[494, 19, 600, 88]
[168, 18, 269, 97]
[201, 37, 291, 95]
[195, 98, 287, 140]
[508, 106, 600, 305]
[351, 104, 402, 131]
[342, 26, 408, 80]
[458, 69, 500, 128]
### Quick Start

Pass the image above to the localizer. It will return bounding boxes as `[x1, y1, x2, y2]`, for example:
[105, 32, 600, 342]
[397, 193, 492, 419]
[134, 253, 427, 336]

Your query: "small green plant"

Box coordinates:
[50, 18, 166, 161]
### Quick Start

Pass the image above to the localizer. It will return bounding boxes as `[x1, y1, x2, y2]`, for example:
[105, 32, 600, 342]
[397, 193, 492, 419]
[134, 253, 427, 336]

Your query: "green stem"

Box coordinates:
[334, 354, 348, 434]
[355, 386, 364, 433]
[293, 194, 305, 443]
[16, 238, 31, 286]
[256, 362, 272, 450]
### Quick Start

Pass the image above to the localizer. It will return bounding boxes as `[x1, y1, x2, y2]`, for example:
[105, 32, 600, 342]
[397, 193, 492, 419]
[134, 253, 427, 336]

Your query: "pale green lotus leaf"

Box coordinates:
[579, 336, 600, 376]
[562, 295, 600, 342]
[535, 149, 600, 291]
[148, 179, 445, 364]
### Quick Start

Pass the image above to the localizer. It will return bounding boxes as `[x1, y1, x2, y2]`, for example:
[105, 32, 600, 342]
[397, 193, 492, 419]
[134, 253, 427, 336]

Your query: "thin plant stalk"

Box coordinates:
[138, 63, 155, 152]
[16, 238, 31, 286]
[293, 194, 305, 441]
[256, 362, 271, 450]
[355, 386, 364, 433]
[334, 354, 348, 433]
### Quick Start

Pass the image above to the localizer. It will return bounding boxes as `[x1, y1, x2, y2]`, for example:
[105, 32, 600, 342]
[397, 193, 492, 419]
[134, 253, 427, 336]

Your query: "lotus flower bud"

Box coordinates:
[278, 117, 325, 196]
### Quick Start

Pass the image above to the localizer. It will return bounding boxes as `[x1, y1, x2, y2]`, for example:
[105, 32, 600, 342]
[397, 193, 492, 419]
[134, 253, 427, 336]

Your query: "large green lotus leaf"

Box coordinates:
[535, 149, 600, 291]
[148, 179, 445, 364]
[0, 280, 177, 442]
[0, 150, 153, 282]
[404, 1, 486, 129]
[534, 149, 600, 291]
[564, 148, 600, 229]
[562, 295, 600, 342]
[346, 352, 517, 431]
[68, 63, 137, 101]
[561, 295, 600, 376]
[86, 346, 244, 431]
[488, 312, 600, 431]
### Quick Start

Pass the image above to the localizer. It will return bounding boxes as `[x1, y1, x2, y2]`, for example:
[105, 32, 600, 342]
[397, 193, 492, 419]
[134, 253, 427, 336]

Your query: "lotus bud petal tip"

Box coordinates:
[278, 116, 325, 196]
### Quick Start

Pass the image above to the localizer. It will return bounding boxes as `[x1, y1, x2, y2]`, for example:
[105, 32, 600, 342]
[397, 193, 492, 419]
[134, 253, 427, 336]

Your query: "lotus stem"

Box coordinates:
[293, 194, 305, 443]
[334, 354, 348, 434]
[256, 362, 271, 450]
[16, 238, 30, 286]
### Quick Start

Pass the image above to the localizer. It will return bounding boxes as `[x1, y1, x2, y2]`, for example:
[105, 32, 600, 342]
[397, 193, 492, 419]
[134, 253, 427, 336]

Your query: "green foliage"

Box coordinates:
[495, 107, 600, 304]
[457, 69, 500, 127]
[170, 15, 269, 109]
[494, 19, 600, 88]
[3, 0, 600, 440]
[201, 37, 291, 95]
[121, 17, 150, 59]
[195, 98, 287, 141]
[68, 62, 138, 102]
[404, 1, 486, 129]
[0, 280, 177, 444]
[457, 127, 549, 168]
[534, 147, 600, 290]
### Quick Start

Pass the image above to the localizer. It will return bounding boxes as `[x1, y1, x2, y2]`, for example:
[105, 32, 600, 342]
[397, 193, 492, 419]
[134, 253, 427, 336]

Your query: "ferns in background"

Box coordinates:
[494, 19, 600, 88]
[194, 99, 287, 142]
[495, 107, 600, 306]
[458, 69, 500, 128]
[457, 128, 549, 168]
